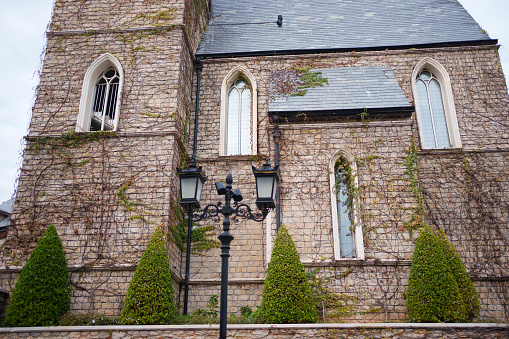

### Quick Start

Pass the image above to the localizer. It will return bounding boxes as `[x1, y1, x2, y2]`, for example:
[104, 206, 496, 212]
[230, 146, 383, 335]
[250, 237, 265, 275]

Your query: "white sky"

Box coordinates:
[0, 0, 508, 203]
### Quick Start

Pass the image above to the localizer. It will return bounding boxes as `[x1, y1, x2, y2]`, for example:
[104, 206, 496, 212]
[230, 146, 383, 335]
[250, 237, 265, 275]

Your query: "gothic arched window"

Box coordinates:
[90, 68, 120, 131]
[227, 78, 252, 155]
[415, 70, 450, 149]
[335, 162, 355, 258]
[412, 58, 461, 149]
[328, 152, 364, 260]
[77, 53, 123, 132]
[220, 66, 258, 156]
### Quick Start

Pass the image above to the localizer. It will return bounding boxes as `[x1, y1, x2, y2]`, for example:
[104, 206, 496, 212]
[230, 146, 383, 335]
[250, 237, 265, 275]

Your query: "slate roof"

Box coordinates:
[269, 66, 411, 113]
[197, 0, 492, 57]
[0, 198, 13, 216]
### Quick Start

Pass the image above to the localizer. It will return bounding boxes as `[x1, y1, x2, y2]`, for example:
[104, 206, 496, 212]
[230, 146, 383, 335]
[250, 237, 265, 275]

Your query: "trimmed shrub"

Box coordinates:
[4, 225, 71, 327]
[256, 225, 317, 323]
[406, 226, 465, 322]
[435, 229, 480, 321]
[121, 227, 176, 324]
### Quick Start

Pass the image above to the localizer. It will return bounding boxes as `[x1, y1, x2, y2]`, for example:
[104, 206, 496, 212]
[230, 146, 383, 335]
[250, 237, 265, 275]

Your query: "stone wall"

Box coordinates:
[0, 0, 209, 317]
[183, 45, 509, 320]
[0, 324, 508, 339]
[2, 0, 508, 322]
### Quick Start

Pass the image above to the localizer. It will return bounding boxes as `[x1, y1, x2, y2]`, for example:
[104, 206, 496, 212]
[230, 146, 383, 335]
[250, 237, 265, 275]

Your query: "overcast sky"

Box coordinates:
[0, 0, 508, 203]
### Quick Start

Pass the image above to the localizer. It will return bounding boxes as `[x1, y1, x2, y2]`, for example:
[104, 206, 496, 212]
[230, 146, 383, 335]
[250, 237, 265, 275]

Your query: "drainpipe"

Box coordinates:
[183, 57, 203, 315]
[273, 116, 282, 232]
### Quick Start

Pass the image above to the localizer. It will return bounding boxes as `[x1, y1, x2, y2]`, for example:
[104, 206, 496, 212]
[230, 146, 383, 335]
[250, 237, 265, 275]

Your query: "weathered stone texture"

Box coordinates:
[0, 325, 508, 338]
[183, 45, 509, 321]
[3, 0, 509, 322]
[0, 0, 208, 318]
[51, 0, 185, 31]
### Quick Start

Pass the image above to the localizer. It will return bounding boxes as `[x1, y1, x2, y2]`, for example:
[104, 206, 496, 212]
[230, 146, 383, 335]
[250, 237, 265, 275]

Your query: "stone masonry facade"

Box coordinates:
[1, 0, 508, 324]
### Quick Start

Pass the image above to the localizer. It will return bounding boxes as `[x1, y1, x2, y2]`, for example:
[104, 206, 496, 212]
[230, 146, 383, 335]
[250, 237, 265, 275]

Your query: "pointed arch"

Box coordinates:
[329, 150, 364, 260]
[411, 57, 461, 149]
[76, 53, 124, 132]
[220, 65, 258, 156]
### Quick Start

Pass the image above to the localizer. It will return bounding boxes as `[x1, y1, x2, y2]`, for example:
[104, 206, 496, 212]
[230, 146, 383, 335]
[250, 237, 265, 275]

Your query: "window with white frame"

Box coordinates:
[91, 68, 119, 131]
[329, 151, 364, 260]
[76, 53, 123, 132]
[220, 66, 258, 156]
[227, 78, 251, 155]
[412, 58, 461, 149]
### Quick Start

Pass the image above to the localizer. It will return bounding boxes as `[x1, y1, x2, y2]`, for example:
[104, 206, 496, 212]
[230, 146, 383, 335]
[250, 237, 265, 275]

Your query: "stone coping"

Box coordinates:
[0, 323, 507, 333]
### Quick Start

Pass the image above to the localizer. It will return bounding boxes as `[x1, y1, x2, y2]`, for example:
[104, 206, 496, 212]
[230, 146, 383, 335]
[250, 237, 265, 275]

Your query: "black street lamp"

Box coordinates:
[176, 164, 206, 315]
[177, 161, 278, 339]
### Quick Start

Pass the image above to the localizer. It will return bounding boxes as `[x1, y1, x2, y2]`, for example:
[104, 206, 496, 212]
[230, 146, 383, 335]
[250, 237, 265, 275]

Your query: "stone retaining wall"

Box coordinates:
[0, 323, 507, 339]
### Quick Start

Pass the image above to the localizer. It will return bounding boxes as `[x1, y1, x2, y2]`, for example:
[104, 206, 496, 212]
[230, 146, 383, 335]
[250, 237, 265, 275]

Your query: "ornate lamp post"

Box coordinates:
[177, 160, 278, 339]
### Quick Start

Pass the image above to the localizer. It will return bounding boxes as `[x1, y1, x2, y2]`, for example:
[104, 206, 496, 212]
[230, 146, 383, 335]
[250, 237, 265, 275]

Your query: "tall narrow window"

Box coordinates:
[91, 68, 119, 131]
[335, 162, 355, 258]
[415, 70, 450, 149]
[329, 152, 364, 260]
[227, 78, 252, 155]
[412, 58, 461, 150]
[220, 66, 258, 156]
[77, 53, 123, 133]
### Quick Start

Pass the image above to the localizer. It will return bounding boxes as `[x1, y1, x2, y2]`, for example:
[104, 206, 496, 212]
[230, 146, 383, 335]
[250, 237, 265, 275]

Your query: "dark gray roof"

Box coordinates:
[0, 218, 9, 229]
[198, 0, 491, 57]
[269, 66, 411, 113]
[0, 198, 14, 215]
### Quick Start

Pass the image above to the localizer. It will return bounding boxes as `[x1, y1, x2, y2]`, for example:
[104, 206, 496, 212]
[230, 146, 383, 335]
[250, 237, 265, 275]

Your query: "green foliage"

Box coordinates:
[290, 66, 328, 96]
[406, 226, 465, 322]
[256, 225, 317, 323]
[306, 267, 357, 322]
[28, 130, 114, 152]
[190, 294, 219, 318]
[435, 229, 480, 321]
[121, 227, 176, 324]
[240, 306, 253, 317]
[4, 225, 71, 327]
[58, 312, 119, 326]
[403, 139, 425, 233]
[167, 205, 220, 254]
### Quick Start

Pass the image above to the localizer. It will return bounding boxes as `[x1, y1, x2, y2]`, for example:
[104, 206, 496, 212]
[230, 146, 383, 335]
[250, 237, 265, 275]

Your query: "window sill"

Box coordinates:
[197, 154, 267, 163]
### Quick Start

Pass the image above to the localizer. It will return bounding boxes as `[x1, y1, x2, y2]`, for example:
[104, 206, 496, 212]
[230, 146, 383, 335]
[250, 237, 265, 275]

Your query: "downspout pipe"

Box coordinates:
[183, 57, 203, 315]
[191, 57, 202, 167]
[273, 116, 282, 232]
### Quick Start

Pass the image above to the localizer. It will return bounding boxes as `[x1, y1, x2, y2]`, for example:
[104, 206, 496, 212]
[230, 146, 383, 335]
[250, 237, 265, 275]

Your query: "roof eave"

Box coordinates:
[268, 106, 414, 122]
[196, 39, 497, 59]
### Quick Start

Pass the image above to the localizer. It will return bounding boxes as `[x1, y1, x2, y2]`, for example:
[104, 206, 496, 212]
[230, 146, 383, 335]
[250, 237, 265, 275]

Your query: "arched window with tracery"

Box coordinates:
[415, 70, 450, 149]
[412, 58, 461, 149]
[77, 53, 123, 132]
[227, 78, 252, 155]
[220, 66, 258, 156]
[90, 68, 120, 131]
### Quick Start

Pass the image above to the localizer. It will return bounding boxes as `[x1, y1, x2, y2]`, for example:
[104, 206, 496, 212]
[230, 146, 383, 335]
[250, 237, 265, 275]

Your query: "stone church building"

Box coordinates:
[1, 0, 508, 322]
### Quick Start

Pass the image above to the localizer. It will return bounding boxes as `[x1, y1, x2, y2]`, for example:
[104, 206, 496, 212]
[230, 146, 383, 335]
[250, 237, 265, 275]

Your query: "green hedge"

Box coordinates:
[256, 225, 317, 323]
[406, 226, 465, 322]
[435, 229, 480, 321]
[4, 225, 71, 327]
[121, 227, 176, 324]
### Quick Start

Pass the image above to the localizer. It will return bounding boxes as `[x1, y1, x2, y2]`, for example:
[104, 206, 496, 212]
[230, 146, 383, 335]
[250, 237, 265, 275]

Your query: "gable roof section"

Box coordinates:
[197, 0, 494, 58]
[0, 198, 14, 216]
[269, 66, 412, 118]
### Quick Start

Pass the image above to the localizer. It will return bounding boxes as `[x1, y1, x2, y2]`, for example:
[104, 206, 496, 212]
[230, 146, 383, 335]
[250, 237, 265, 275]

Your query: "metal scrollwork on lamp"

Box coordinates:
[177, 160, 278, 339]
